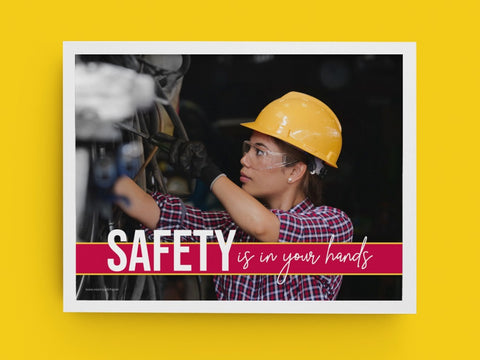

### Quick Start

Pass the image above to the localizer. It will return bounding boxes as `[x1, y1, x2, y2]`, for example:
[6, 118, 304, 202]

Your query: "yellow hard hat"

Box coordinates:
[241, 91, 342, 168]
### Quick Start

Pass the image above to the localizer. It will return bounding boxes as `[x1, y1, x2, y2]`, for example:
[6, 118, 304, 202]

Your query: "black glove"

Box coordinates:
[168, 139, 224, 188]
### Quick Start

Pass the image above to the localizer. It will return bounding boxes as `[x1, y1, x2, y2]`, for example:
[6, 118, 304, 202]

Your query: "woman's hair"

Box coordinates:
[272, 137, 324, 206]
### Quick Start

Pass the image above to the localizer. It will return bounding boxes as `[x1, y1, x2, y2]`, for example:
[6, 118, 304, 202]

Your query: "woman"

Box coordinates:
[114, 91, 353, 300]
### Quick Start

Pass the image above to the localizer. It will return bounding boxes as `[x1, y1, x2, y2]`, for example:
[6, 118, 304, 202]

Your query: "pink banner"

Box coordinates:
[77, 232, 402, 275]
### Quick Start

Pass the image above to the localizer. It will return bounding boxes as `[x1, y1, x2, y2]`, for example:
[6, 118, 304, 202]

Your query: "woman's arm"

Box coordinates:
[112, 137, 281, 241]
[164, 138, 281, 241]
[113, 176, 160, 229]
[113, 175, 280, 242]
[211, 176, 280, 242]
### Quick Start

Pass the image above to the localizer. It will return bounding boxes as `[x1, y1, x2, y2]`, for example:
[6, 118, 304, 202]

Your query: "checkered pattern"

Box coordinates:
[147, 193, 353, 300]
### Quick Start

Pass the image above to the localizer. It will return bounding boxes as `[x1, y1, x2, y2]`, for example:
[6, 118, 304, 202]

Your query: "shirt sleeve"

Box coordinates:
[271, 206, 353, 243]
[143, 192, 238, 240]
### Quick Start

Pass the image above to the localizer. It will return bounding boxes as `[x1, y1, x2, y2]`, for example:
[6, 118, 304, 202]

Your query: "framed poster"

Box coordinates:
[63, 41, 415, 313]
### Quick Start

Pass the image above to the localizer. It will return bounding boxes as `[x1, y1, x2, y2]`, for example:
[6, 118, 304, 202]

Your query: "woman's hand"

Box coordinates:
[113, 176, 160, 229]
[168, 139, 224, 189]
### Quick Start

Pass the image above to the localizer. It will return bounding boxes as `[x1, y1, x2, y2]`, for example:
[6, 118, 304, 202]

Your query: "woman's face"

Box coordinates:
[239, 132, 291, 200]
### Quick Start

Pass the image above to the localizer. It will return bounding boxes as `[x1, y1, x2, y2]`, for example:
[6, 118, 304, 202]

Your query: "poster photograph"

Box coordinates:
[63, 41, 416, 313]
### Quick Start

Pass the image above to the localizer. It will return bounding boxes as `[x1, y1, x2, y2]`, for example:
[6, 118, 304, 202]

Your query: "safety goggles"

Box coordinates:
[242, 140, 298, 170]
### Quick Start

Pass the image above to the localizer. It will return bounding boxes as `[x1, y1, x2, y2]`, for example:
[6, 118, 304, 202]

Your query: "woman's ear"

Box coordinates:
[287, 162, 307, 184]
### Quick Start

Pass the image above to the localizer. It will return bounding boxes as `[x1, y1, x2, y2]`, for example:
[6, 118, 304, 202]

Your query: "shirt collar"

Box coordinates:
[289, 198, 314, 214]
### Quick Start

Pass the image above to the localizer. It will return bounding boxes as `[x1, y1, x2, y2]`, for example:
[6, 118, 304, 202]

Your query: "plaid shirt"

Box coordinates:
[148, 193, 353, 300]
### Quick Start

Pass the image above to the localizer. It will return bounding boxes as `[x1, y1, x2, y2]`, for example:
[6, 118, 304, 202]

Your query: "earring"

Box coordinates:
[288, 178, 292, 183]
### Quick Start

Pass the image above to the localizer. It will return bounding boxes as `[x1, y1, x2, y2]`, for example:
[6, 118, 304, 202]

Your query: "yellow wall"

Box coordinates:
[1, 1, 478, 358]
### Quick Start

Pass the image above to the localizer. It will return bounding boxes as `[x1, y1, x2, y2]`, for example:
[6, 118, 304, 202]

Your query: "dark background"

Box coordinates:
[179, 55, 403, 300]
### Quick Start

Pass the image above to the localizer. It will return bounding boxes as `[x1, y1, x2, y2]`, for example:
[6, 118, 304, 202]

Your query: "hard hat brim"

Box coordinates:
[240, 121, 339, 168]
